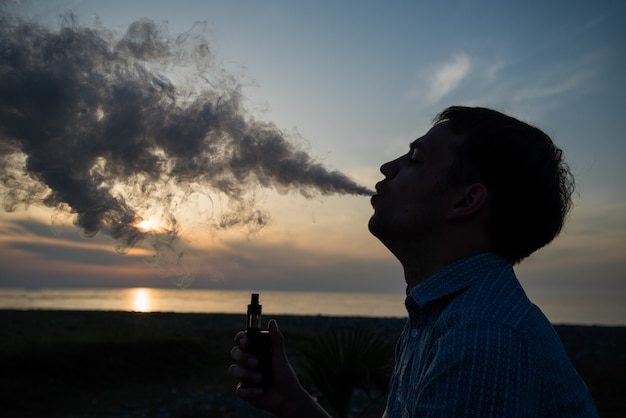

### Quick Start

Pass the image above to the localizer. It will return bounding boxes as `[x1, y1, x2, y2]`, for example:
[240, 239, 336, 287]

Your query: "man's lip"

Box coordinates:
[371, 181, 384, 207]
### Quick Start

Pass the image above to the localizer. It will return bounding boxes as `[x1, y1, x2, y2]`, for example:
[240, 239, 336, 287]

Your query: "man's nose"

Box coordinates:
[380, 157, 400, 178]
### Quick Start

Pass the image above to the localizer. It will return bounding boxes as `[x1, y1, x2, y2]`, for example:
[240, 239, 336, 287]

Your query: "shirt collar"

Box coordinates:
[407, 252, 509, 308]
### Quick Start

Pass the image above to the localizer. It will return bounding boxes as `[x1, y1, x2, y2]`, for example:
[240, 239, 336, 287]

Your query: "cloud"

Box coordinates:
[0, 217, 404, 292]
[408, 53, 472, 105]
[486, 60, 505, 80]
[511, 70, 593, 103]
[426, 53, 471, 102]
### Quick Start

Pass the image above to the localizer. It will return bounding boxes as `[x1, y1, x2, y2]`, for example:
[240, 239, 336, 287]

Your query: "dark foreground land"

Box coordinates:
[1, 310, 624, 418]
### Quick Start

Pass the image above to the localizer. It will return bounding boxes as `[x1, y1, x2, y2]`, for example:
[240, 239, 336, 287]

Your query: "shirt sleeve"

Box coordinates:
[410, 321, 540, 417]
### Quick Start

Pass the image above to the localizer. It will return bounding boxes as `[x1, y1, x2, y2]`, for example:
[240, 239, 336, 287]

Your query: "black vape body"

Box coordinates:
[244, 293, 272, 387]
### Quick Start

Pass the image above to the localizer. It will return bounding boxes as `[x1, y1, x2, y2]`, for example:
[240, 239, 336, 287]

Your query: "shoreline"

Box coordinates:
[2, 306, 625, 324]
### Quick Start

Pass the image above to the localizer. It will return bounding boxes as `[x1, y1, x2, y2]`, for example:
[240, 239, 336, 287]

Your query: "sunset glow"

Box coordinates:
[0, 1, 624, 326]
[132, 288, 151, 312]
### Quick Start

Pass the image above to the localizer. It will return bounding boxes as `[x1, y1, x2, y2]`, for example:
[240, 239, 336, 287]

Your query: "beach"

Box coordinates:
[1, 310, 624, 417]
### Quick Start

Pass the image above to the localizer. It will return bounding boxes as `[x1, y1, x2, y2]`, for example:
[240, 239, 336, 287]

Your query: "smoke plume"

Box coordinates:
[0, 13, 370, 260]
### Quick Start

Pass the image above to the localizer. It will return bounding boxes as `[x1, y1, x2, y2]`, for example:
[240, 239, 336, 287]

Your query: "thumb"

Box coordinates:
[267, 319, 287, 361]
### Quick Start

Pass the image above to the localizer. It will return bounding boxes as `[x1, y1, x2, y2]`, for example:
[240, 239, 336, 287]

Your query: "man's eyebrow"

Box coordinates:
[410, 140, 425, 151]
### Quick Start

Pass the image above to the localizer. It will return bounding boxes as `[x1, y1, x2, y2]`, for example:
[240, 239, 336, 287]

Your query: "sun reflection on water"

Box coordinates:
[132, 288, 151, 312]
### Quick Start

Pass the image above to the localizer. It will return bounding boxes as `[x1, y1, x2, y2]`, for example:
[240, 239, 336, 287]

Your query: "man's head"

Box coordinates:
[369, 106, 574, 274]
[433, 106, 575, 264]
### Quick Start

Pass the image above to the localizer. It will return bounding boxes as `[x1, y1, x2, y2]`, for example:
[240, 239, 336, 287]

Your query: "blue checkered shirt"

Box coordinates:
[385, 253, 598, 417]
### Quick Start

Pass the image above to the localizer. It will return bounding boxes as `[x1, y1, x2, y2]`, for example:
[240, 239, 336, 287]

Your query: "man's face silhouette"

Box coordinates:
[368, 122, 463, 254]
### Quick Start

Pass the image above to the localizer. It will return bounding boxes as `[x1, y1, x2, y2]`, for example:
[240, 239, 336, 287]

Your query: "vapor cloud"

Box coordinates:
[0, 15, 370, 262]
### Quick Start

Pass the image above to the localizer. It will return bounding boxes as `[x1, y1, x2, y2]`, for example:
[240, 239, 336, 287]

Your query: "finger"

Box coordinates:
[230, 346, 259, 368]
[268, 319, 287, 361]
[234, 331, 249, 347]
[235, 382, 263, 399]
[228, 364, 262, 383]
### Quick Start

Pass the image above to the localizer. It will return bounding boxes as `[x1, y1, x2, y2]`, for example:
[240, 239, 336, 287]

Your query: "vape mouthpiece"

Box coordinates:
[248, 293, 262, 315]
[247, 293, 262, 330]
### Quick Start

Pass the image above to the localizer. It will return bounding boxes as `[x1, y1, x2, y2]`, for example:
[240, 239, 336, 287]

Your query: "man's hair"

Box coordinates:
[434, 106, 575, 264]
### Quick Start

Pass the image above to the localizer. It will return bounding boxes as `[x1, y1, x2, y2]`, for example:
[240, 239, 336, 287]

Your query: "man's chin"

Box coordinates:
[367, 214, 383, 238]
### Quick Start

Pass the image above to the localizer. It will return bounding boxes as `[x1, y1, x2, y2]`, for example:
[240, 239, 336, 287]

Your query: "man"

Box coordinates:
[229, 106, 599, 417]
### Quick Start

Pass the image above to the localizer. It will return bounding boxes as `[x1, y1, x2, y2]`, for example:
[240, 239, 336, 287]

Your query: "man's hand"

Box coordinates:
[228, 319, 332, 418]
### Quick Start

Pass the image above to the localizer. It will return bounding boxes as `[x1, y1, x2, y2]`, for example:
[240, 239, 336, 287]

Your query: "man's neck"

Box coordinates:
[402, 248, 490, 288]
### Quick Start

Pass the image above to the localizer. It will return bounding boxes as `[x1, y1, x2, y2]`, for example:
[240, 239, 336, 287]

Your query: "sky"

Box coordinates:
[1, 1, 625, 324]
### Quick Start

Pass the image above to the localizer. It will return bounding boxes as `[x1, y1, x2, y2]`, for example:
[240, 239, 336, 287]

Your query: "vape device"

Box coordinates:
[244, 293, 272, 387]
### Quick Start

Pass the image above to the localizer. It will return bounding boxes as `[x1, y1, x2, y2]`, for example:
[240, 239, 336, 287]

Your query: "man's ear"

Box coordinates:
[446, 183, 488, 220]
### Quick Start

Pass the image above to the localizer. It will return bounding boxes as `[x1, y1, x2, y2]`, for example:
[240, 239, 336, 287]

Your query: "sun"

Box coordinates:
[134, 217, 163, 232]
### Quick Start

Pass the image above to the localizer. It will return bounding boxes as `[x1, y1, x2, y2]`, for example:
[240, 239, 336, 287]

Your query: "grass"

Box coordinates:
[0, 311, 246, 417]
[0, 310, 624, 417]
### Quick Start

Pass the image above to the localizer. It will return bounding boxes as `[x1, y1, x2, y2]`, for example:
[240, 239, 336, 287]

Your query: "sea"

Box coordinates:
[0, 288, 624, 326]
